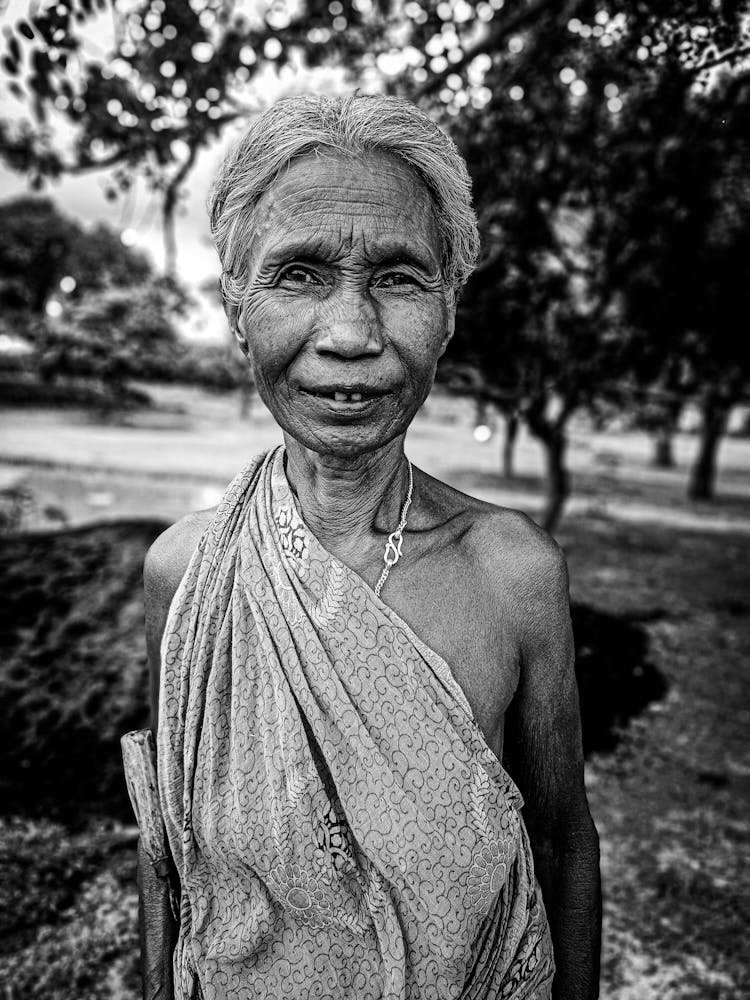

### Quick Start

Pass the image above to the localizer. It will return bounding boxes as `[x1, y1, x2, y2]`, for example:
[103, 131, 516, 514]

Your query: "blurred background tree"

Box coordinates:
[0, 0, 388, 274]
[38, 278, 184, 397]
[427, 2, 750, 525]
[0, 193, 245, 403]
[599, 67, 750, 501]
[0, 195, 152, 320]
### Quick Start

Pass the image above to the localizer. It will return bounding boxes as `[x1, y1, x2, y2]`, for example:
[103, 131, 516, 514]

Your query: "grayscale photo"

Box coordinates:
[1, 2, 749, 998]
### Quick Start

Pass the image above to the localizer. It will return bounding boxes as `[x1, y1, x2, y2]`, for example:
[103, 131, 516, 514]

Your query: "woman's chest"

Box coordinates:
[386, 550, 521, 758]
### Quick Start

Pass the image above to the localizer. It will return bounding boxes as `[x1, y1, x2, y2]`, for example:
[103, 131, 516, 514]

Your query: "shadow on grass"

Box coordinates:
[0, 521, 666, 826]
[572, 604, 667, 755]
[0, 521, 165, 826]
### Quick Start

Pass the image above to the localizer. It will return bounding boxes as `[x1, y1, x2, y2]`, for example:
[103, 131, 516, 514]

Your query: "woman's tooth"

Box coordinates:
[330, 391, 364, 403]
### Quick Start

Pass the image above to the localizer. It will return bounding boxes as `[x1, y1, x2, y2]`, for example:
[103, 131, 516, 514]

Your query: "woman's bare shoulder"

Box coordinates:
[143, 508, 215, 620]
[419, 468, 563, 592]
[143, 509, 215, 726]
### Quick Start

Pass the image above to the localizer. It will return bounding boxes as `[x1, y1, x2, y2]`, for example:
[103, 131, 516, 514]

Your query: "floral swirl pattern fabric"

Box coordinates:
[157, 447, 554, 999]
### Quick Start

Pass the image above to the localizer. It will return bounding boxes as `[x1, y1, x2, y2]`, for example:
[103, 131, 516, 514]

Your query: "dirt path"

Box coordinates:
[3, 393, 750, 534]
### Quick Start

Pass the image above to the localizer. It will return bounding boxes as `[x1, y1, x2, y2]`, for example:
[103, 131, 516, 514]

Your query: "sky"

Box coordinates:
[0, 0, 352, 339]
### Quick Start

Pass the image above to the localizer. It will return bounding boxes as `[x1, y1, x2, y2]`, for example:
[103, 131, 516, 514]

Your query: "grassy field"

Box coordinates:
[1, 385, 748, 999]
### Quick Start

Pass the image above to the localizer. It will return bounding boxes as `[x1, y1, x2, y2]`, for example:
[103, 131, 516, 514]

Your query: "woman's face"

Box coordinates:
[231, 149, 455, 458]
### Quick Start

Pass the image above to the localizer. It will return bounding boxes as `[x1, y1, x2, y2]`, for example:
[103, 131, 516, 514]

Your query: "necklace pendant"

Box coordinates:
[383, 529, 403, 568]
[374, 458, 413, 599]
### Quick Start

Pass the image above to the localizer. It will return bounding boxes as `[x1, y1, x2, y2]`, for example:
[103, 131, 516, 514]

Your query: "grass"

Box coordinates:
[560, 518, 750, 998]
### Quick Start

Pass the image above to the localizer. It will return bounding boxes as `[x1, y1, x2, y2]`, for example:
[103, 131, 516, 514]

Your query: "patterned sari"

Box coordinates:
[157, 446, 554, 999]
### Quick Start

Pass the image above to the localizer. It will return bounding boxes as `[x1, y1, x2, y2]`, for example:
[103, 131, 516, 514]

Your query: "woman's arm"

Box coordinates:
[503, 539, 602, 1000]
[137, 836, 178, 1000]
[138, 515, 209, 1000]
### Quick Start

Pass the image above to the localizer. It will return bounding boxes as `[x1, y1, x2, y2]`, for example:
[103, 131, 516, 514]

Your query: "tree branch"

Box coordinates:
[44, 109, 244, 179]
[167, 139, 199, 195]
[691, 42, 750, 76]
[66, 145, 149, 174]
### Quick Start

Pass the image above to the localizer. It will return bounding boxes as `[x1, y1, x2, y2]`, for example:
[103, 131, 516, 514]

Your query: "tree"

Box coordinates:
[634, 388, 683, 470]
[435, 2, 750, 527]
[0, 0, 388, 274]
[0, 194, 187, 397]
[600, 64, 750, 500]
[40, 278, 184, 394]
[0, 195, 73, 316]
[0, 194, 152, 319]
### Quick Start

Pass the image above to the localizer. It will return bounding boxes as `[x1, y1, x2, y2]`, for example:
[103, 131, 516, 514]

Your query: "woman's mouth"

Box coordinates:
[300, 386, 387, 412]
[302, 387, 385, 403]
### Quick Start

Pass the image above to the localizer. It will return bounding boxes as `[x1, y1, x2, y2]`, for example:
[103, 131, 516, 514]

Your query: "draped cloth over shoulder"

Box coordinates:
[157, 447, 554, 1000]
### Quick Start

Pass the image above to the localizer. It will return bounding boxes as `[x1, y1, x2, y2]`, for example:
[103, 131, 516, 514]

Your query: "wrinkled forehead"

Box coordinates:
[248, 148, 444, 268]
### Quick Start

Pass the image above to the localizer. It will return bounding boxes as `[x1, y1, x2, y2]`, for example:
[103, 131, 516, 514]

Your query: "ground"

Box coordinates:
[0, 384, 748, 999]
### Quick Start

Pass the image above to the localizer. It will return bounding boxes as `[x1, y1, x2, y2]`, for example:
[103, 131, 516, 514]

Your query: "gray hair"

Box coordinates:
[208, 93, 480, 309]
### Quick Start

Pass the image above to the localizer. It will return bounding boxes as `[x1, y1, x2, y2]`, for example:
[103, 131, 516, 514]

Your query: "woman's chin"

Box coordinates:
[281, 420, 408, 461]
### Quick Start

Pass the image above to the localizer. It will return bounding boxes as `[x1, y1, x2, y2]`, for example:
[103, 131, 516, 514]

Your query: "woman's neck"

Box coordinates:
[282, 434, 411, 554]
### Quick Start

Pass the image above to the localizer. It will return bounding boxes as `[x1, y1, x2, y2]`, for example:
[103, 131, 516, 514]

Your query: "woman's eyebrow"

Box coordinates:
[259, 234, 344, 267]
[256, 234, 440, 273]
[364, 239, 440, 273]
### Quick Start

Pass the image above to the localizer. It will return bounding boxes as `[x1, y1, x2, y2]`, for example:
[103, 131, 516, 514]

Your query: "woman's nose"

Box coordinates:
[313, 289, 384, 358]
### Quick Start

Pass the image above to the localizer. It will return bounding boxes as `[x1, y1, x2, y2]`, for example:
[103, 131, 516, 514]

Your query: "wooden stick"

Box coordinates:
[121, 728, 178, 918]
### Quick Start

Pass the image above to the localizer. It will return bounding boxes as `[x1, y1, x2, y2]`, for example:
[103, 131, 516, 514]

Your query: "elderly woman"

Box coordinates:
[143, 93, 600, 1000]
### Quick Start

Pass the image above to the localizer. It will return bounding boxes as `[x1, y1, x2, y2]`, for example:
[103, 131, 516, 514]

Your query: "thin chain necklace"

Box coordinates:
[374, 459, 414, 598]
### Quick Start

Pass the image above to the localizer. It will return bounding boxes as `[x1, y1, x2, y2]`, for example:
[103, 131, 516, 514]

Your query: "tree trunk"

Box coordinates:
[651, 398, 682, 469]
[162, 190, 178, 280]
[540, 430, 569, 532]
[652, 426, 675, 469]
[688, 395, 730, 501]
[526, 406, 571, 533]
[502, 412, 519, 479]
[161, 145, 198, 279]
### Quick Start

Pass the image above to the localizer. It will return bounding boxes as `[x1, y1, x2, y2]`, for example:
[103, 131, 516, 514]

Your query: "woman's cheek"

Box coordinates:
[241, 293, 313, 372]
[382, 298, 449, 362]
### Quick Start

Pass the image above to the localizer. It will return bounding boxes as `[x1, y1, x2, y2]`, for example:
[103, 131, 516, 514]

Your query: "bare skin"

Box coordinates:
[144, 149, 601, 999]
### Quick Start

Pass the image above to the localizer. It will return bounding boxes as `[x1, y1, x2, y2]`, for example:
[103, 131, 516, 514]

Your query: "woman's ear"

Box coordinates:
[438, 305, 456, 359]
[224, 299, 249, 355]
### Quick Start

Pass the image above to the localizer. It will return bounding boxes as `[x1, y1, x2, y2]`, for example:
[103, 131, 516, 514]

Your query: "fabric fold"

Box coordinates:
[158, 446, 554, 999]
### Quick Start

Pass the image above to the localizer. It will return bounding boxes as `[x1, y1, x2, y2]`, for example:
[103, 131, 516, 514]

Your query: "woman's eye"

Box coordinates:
[279, 266, 321, 285]
[374, 272, 418, 289]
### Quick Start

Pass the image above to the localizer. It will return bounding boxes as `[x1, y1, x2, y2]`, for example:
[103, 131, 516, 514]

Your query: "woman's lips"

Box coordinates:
[299, 386, 388, 412]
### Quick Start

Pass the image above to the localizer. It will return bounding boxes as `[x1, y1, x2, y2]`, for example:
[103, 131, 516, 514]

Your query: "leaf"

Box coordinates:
[16, 20, 35, 41]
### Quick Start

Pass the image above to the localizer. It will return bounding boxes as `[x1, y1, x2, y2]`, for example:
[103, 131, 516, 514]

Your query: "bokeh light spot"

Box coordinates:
[191, 42, 214, 63]
[264, 38, 282, 60]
